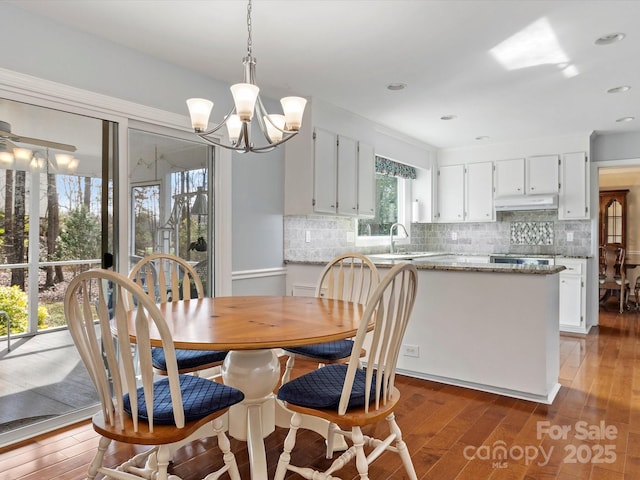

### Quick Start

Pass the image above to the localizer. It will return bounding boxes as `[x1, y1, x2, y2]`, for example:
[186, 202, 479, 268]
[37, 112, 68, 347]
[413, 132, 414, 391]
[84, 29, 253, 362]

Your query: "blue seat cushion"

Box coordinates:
[123, 374, 244, 425]
[151, 347, 228, 371]
[277, 364, 375, 410]
[283, 339, 354, 361]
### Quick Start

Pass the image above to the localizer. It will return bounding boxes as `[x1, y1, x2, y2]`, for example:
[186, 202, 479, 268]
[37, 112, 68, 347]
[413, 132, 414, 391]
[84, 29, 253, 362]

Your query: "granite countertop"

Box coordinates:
[285, 253, 567, 275]
[368, 257, 565, 275]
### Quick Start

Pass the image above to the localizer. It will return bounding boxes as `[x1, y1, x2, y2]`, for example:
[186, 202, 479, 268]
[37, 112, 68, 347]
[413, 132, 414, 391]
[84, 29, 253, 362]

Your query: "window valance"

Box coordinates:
[375, 156, 416, 180]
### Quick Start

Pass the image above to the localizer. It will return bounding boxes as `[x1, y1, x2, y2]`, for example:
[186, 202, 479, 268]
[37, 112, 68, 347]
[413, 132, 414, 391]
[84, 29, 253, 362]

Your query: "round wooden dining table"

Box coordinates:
[127, 295, 366, 480]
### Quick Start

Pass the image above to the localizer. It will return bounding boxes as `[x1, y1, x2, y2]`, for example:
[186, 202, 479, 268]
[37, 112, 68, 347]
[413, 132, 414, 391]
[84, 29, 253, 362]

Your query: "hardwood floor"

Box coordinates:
[1, 306, 639, 479]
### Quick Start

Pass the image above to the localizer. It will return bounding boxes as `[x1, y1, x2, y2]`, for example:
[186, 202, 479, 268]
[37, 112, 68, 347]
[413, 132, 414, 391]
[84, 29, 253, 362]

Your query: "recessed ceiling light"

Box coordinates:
[387, 83, 407, 91]
[616, 116, 635, 123]
[595, 32, 625, 45]
[607, 85, 631, 94]
[475, 136, 490, 141]
[440, 115, 457, 121]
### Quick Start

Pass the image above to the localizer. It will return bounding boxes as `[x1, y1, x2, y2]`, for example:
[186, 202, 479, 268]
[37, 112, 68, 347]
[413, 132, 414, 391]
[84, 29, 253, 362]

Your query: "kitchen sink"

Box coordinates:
[369, 252, 446, 261]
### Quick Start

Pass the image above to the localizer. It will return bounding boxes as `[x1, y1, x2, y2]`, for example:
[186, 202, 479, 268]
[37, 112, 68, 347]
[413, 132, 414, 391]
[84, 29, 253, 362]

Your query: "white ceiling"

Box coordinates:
[6, 0, 640, 149]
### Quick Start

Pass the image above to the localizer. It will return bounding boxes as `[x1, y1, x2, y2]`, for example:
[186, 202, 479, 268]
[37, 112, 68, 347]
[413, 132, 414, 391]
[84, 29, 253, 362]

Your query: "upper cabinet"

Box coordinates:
[527, 155, 559, 194]
[466, 162, 494, 222]
[437, 164, 465, 222]
[559, 151, 589, 220]
[286, 126, 375, 217]
[494, 155, 559, 197]
[494, 158, 525, 197]
[436, 162, 494, 223]
[313, 128, 338, 213]
[357, 142, 376, 217]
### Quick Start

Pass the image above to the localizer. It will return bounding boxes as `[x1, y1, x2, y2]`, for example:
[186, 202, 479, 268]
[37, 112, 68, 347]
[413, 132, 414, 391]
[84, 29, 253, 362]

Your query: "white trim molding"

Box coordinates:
[232, 267, 287, 281]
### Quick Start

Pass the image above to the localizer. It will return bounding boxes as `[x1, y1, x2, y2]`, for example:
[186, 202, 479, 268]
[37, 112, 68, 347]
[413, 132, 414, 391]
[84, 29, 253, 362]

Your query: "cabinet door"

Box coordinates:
[527, 155, 559, 194]
[559, 273, 582, 327]
[313, 128, 337, 214]
[466, 162, 494, 222]
[357, 142, 375, 218]
[437, 165, 464, 222]
[559, 151, 588, 220]
[336, 135, 358, 215]
[494, 158, 525, 197]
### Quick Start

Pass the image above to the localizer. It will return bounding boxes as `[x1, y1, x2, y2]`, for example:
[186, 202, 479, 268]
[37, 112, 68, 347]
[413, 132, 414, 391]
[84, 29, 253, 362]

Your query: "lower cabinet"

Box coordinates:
[557, 258, 587, 333]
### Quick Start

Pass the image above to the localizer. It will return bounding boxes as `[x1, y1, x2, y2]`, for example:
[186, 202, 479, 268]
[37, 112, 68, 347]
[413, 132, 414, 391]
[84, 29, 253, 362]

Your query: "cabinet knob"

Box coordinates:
[531, 187, 535, 191]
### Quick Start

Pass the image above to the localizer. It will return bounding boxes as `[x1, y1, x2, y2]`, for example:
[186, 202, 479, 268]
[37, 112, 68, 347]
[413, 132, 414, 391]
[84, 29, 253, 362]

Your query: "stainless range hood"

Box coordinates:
[494, 194, 558, 211]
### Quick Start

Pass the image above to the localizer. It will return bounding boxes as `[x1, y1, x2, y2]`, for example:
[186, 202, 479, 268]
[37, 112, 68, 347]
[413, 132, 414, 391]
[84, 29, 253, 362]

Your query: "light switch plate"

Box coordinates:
[305, 230, 311, 243]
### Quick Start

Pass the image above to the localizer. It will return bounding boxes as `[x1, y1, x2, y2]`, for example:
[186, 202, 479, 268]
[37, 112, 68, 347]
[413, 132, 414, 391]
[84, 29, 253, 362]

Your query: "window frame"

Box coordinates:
[355, 174, 411, 247]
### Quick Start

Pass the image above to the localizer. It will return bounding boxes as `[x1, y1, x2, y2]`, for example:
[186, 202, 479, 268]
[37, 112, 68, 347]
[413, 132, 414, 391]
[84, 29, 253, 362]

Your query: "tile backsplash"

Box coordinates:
[510, 221, 554, 245]
[284, 210, 591, 262]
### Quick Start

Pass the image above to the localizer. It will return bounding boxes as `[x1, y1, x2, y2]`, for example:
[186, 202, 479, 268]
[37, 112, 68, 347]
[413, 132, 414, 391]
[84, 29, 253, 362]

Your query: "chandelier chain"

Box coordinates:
[246, 0, 253, 56]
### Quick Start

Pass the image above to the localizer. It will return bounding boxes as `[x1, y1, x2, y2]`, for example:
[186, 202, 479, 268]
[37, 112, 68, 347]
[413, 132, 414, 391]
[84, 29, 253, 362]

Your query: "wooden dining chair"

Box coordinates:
[599, 244, 629, 313]
[280, 253, 380, 384]
[64, 268, 244, 480]
[129, 253, 228, 375]
[275, 262, 419, 480]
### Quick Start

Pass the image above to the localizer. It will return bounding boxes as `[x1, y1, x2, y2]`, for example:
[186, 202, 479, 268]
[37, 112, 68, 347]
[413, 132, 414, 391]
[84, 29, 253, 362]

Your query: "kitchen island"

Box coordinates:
[286, 255, 564, 404]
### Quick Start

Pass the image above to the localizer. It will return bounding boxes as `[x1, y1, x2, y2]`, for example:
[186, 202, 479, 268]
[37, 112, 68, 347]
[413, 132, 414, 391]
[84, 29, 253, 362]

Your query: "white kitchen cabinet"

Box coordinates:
[357, 142, 376, 218]
[437, 164, 464, 222]
[557, 258, 587, 333]
[313, 127, 338, 214]
[337, 135, 358, 215]
[559, 151, 589, 220]
[527, 154, 559, 194]
[495, 156, 559, 197]
[466, 161, 494, 222]
[437, 162, 493, 223]
[494, 158, 525, 197]
[311, 127, 374, 217]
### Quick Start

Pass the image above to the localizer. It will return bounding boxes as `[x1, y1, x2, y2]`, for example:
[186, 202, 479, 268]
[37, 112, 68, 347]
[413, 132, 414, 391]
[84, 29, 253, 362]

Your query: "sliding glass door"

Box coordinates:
[0, 98, 115, 442]
[128, 129, 213, 295]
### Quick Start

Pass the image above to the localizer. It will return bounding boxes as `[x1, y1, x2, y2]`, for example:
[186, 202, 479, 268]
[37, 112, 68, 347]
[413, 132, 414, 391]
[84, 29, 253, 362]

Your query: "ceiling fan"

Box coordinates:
[0, 120, 76, 152]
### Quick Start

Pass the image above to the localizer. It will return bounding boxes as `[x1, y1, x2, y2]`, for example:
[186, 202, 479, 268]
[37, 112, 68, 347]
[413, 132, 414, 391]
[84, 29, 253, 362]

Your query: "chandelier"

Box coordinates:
[186, 0, 307, 153]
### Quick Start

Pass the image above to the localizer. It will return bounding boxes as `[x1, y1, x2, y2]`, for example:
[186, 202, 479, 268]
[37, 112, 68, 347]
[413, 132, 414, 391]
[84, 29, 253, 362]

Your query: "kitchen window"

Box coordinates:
[356, 156, 414, 246]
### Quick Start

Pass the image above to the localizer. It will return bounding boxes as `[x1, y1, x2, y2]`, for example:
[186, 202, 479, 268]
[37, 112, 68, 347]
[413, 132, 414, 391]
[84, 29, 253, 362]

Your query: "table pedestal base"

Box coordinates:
[222, 349, 348, 480]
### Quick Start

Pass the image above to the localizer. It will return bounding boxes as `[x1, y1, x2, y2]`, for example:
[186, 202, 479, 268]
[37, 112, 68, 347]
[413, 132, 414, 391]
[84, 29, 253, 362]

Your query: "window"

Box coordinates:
[357, 156, 414, 245]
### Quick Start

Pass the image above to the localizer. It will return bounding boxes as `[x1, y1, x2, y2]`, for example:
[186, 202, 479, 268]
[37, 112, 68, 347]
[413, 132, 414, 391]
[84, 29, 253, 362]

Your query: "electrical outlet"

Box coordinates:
[451, 232, 458, 241]
[346, 231, 355, 243]
[566, 231, 574, 242]
[402, 344, 420, 358]
[305, 230, 311, 243]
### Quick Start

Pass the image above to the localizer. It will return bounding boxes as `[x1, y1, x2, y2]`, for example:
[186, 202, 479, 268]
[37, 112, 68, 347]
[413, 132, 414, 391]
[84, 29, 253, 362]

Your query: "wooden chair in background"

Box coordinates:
[128, 253, 228, 376]
[275, 262, 419, 480]
[280, 253, 380, 384]
[64, 269, 244, 480]
[599, 244, 629, 313]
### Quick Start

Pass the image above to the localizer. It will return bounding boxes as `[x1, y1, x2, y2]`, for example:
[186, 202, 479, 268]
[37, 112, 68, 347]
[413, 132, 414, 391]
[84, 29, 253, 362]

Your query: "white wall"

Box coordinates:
[0, 3, 232, 120]
[592, 132, 640, 162]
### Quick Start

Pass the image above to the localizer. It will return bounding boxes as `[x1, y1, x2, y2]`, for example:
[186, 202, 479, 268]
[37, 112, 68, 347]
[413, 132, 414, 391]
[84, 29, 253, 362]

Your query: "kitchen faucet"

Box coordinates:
[389, 222, 409, 254]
